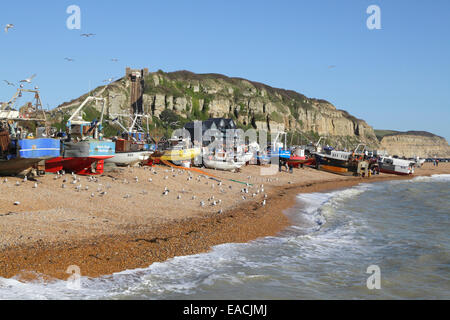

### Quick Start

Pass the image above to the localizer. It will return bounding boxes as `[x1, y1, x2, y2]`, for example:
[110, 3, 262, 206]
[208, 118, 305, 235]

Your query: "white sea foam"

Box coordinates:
[1, 178, 447, 300]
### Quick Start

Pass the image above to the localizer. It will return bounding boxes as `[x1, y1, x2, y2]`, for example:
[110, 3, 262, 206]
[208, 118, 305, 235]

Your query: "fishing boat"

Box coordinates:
[269, 132, 291, 161]
[155, 137, 201, 163]
[378, 156, 414, 176]
[105, 114, 154, 166]
[202, 147, 245, 172]
[287, 146, 315, 168]
[45, 96, 115, 175]
[203, 155, 245, 172]
[314, 144, 370, 176]
[0, 88, 61, 176]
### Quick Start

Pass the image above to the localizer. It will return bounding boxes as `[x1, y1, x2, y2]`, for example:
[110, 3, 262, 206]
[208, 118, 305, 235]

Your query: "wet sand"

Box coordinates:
[0, 162, 449, 281]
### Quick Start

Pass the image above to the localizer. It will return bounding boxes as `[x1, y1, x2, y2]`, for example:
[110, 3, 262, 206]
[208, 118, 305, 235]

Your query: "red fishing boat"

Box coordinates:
[287, 147, 315, 168]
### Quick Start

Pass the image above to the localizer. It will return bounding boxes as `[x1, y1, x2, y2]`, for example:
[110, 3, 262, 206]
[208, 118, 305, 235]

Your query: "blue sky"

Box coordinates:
[1, 0, 449, 140]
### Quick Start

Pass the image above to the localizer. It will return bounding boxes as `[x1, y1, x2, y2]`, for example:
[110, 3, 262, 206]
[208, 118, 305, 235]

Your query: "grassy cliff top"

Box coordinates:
[375, 129, 443, 141]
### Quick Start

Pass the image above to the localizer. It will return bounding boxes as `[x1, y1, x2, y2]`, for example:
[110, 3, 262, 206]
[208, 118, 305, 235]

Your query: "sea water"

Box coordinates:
[0, 175, 449, 300]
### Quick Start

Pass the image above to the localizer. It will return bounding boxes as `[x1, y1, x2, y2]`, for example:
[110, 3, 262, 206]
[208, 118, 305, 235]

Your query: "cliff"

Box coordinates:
[376, 130, 450, 158]
[52, 69, 380, 148]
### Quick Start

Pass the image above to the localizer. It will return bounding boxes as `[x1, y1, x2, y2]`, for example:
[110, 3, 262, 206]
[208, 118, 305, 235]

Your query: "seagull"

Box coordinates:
[262, 200, 266, 206]
[328, 65, 336, 69]
[33, 183, 38, 189]
[64, 58, 75, 62]
[200, 201, 205, 207]
[3, 80, 15, 86]
[4, 24, 14, 33]
[111, 58, 119, 62]
[103, 77, 114, 83]
[20, 74, 36, 84]
[81, 33, 95, 37]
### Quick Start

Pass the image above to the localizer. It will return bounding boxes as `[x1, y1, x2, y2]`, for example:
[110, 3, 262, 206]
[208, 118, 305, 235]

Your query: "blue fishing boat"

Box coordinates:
[45, 96, 115, 175]
[0, 88, 61, 176]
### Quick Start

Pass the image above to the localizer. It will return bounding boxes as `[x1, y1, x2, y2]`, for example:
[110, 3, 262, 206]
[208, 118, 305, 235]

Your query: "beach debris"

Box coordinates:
[164, 176, 168, 180]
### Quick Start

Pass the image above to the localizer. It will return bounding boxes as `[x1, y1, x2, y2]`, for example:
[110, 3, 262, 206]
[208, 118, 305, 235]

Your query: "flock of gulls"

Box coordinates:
[4, 166, 271, 215]
[2, 23, 119, 88]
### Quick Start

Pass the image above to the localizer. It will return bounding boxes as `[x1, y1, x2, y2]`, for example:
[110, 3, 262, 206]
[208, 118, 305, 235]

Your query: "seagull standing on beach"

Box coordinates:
[4, 24, 14, 33]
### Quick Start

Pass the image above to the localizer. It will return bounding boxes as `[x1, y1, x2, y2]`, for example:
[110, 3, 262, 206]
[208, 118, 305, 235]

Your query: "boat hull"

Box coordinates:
[203, 158, 245, 171]
[314, 154, 364, 176]
[287, 157, 315, 167]
[0, 158, 45, 176]
[105, 151, 152, 166]
[45, 140, 115, 175]
[379, 168, 412, 176]
[160, 148, 201, 162]
[0, 138, 60, 176]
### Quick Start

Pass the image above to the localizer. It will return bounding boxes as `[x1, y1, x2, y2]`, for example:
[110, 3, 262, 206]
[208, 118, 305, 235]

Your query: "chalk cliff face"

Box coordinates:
[378, 132, 450, 158]
[53, 69, 380, 148]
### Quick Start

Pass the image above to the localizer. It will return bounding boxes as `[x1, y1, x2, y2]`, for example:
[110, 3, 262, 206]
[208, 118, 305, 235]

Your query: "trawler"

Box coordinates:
[150, 136, 201, 168]
[45, 96, 115, 175]
[0, 88, 60, 176]
[378, 156, 415, 176]
[314, 144, 370, 176]
[105, 114, 154, 166]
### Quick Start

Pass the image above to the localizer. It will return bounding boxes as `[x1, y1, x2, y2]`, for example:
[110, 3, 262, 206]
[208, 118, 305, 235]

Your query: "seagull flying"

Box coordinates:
[111, 58, 119, 62]
[103, 77, 114, 83]
[20, 74, 36, 84]
[81, 33, 95, 37]
[4, 24, 14, 33]
[3, 80, 15, 86]
[65, 58, 75, 62]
